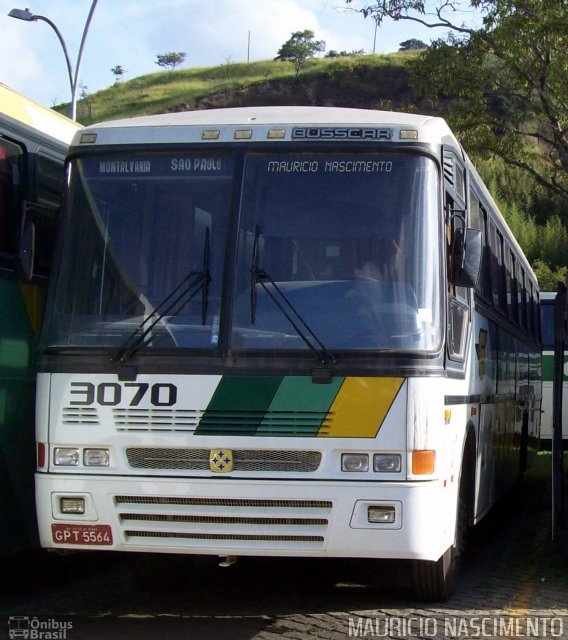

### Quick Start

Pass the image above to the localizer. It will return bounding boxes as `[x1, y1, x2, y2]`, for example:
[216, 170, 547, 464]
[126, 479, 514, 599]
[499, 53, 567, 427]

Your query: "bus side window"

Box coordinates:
[0, 139, 24, 264]
[519, 266, 529, 330]
[533, 286, 541, 340]
[36, 152, 66, 210]
[31, 153, 66, 278]
[489, 222, 506, 314]
[444, 150, 469, 363]
[527, 280, 538, 338]
[540, 300, 554, 347]
[446, 189, 469, 361]
[469, 190, 491, 302]
[505, 247, 518, 324]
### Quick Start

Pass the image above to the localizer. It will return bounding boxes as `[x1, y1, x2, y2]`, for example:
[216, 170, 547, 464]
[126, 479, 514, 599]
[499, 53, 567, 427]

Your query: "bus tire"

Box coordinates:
[412, 542, 458, 602]
[412, 456, 470, 602]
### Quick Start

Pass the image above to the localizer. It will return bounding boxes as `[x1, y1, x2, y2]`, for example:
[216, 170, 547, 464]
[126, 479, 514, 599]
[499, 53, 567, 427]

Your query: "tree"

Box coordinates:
[77, 82, 93, 121]
[155, 51, 187, 76]
[345, 1, 568, 203]
[398, 39, 428, 51]
[325, 49, 365, 58]
[532, 260, 568, 291]
[275, 30, 325, 80]
[111, 65, 126, 84]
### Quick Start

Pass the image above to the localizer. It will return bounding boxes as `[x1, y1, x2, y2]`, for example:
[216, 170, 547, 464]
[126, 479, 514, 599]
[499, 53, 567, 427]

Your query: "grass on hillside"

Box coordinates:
[58, 53, 414, 125]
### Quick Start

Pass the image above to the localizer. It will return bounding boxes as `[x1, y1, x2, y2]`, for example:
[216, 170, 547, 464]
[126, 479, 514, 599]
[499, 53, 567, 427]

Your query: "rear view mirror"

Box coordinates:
[450, 227, 482, 288]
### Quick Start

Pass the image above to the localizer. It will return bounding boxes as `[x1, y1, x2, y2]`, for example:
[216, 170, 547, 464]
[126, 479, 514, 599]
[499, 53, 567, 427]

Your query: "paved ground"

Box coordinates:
[1, 453, 567, 639]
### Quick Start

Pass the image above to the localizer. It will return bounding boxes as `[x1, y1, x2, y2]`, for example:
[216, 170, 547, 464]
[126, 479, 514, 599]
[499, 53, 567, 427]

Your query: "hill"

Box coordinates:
[63, 54, 422, 125]
[56, 53, 567, 288]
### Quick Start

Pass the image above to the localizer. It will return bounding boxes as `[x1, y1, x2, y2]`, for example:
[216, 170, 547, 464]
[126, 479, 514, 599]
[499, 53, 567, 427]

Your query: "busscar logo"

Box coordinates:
[8, 617, 73, 640]
[292, 126, 392, 140]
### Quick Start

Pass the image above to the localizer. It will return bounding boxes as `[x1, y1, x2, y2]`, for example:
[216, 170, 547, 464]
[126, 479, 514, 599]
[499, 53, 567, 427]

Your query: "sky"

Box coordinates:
[0, 0, 478, 110]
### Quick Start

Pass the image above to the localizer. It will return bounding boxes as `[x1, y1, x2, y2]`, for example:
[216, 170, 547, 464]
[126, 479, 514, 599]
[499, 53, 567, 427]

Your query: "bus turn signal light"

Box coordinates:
[37, 442, 46, 468]
[412, 450, 435, 475]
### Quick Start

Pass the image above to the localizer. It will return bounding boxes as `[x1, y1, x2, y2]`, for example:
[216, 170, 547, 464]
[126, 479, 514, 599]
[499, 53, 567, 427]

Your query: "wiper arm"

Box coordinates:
[111, 271, 205, 363]
[250, 225, 261, 325]
[250, 226, 336, 366]
[112, 228, 212, 364]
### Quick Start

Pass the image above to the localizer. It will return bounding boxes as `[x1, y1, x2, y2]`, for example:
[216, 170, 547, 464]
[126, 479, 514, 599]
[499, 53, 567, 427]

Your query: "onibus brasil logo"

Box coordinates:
[8, 616, 73, 639]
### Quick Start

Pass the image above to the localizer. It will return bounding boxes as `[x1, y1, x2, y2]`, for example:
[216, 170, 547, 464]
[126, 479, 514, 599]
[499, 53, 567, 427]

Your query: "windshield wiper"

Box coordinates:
[112, 229, 211, 364]
[250, 225, 336, 366]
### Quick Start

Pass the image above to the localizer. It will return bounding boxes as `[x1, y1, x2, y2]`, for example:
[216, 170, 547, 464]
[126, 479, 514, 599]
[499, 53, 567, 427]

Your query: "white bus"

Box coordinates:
[0, 83, 81, 554]
[540, 292, 567, 443]
[35, 107, 541, 601]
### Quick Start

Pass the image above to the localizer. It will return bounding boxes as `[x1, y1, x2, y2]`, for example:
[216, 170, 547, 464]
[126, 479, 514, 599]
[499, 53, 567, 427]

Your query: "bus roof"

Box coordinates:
[72, 106, 462, 148]
[0, 82, 81, 146]
[540, 292, 557, 301]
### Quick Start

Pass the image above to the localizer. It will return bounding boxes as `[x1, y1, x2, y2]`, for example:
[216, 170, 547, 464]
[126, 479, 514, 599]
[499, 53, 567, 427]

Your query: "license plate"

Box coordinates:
[52, 523, 113, 546]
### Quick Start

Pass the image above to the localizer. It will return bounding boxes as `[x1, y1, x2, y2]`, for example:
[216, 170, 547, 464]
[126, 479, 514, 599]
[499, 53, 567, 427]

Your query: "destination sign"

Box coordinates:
[82, 154, 233, 178]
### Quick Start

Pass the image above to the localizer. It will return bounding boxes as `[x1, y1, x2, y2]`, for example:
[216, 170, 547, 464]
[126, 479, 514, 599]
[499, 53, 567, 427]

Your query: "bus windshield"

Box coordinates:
[42, 150, 442, 354]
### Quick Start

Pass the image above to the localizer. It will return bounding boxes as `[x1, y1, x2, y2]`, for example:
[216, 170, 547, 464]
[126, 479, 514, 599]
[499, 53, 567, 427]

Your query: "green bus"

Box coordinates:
[0, 83, 81, 554]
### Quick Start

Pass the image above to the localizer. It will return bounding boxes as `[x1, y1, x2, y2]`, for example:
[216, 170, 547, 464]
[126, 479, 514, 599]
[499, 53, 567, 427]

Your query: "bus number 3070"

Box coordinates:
[69, 382, 178, 407]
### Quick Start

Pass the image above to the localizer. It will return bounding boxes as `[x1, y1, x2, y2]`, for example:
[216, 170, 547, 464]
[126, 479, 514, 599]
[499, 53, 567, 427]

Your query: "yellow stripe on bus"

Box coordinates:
[0, 83, 80, 143]
[18, 282, 46, 336]
[320, 377, 404, 438]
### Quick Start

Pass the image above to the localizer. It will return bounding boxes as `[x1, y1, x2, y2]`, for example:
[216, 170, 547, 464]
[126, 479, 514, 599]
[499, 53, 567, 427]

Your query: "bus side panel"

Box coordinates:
[528, 347, 542, 464]
[540, 350, 567, 441]
[0, 279, 40, 553]
[406, 377, 461, 554]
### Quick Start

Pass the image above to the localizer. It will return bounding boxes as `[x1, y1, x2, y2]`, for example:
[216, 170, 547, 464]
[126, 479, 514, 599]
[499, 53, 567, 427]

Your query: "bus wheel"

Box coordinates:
[412, 542, 458, 602]
[412, 470, 469, 602]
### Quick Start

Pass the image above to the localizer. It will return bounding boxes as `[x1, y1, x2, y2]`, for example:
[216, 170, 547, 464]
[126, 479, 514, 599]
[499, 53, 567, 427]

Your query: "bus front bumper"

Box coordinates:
[36, 474, 456, 561]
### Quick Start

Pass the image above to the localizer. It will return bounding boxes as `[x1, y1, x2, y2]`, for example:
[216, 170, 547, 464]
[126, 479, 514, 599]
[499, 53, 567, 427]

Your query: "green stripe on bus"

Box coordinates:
[0, 280, 36, 375]
[196, 375, 283, 435]
[542, 354, 568, 382]
[257, 376, 344, 436]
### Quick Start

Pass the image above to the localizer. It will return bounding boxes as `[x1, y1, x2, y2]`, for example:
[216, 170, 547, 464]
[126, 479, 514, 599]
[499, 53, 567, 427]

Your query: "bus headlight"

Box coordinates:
[54, 448, 80, 466]
[341, 453, 369, 472]
[84, 448, 110, 467]
[373, 454, 402, 473]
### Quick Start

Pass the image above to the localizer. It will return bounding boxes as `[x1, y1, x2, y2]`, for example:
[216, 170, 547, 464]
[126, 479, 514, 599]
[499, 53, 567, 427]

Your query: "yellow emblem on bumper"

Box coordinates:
[210, 449, 234, 473]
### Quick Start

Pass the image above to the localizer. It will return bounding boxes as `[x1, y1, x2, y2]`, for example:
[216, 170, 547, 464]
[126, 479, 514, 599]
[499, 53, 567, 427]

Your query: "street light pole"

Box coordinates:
[72, 0, 99, 120]
[372, 17, 379, 55]
[8, 2, 99, 121]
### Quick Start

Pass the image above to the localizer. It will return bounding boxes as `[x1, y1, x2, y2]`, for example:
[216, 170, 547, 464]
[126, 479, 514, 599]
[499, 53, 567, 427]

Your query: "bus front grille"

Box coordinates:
[114, 408, 200, 431]
[62, 407, 100, 425]
[125, 448, 322, 472]
[113, 408, 331, 435]
[114, 495, 331, 549]
[123, 531, 324, 543]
